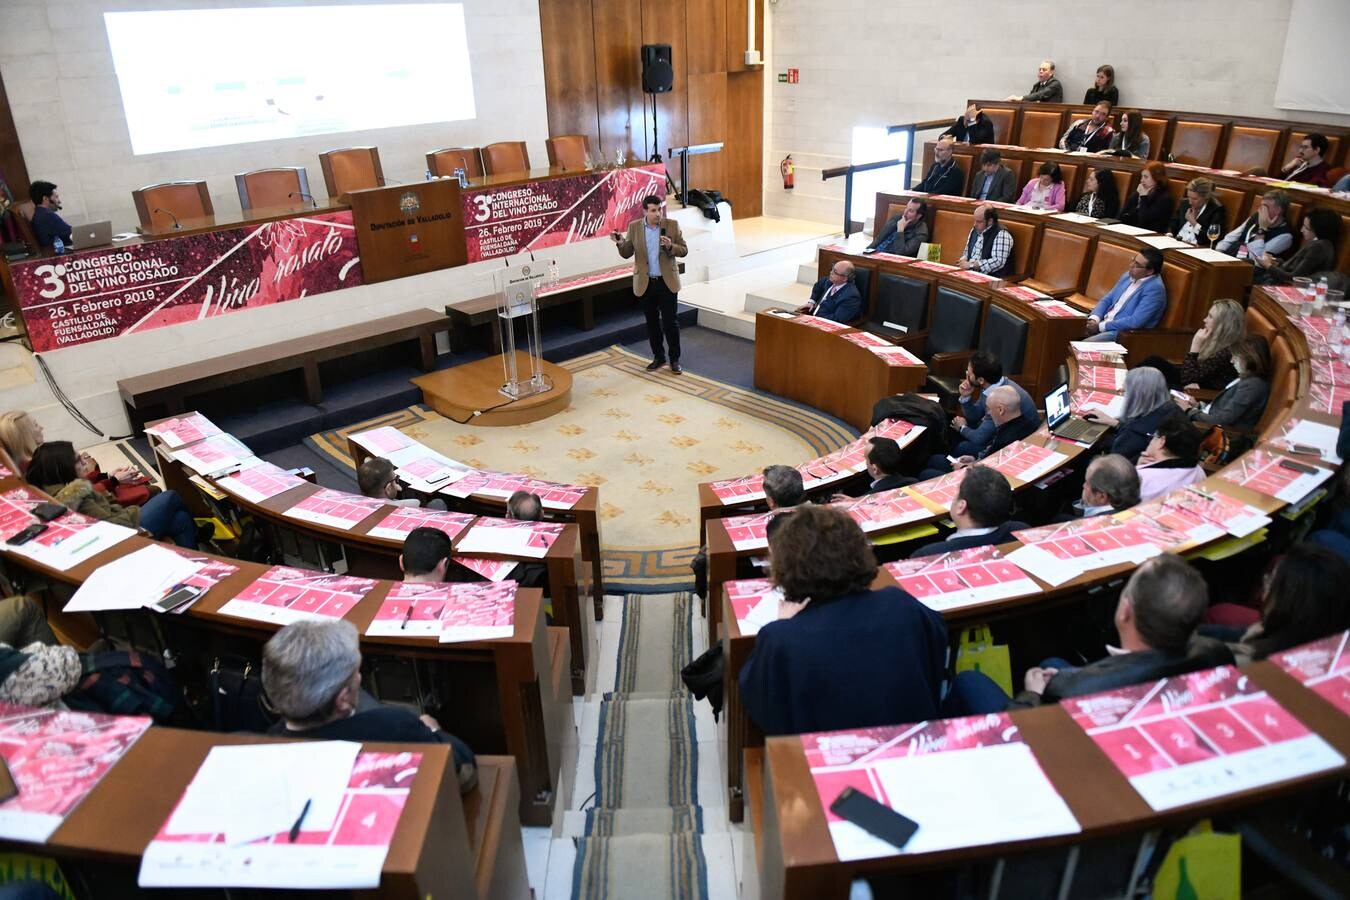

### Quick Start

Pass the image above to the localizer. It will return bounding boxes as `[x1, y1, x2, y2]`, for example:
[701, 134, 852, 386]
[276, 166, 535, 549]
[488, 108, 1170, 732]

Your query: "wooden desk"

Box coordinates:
[752, 311, 928, 431]
[757, 661, 1350, 900]
[41, 728, 472, 898]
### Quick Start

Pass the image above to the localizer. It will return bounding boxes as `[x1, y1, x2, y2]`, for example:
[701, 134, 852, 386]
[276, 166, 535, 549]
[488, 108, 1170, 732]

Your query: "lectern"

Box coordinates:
[493, 263, 552, 400]
[347, 180, 467, 283]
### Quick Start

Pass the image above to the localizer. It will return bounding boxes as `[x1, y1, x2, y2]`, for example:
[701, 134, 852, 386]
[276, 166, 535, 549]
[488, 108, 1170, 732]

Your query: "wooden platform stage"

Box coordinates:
[414, 351, 573, 426]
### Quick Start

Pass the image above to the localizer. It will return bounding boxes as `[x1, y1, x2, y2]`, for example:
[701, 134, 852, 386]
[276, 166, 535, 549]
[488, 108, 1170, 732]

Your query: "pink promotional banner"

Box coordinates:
[11, 211, 363, 352]
[461, 163, 667, 263]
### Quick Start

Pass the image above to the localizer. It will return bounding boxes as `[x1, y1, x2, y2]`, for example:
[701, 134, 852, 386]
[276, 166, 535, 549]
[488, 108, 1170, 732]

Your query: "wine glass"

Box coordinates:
[1206, 223, 1220, 245]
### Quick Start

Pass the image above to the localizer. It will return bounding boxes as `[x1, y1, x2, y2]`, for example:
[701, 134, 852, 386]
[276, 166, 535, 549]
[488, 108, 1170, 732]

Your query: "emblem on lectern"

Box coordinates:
[399, 192, 420, 217]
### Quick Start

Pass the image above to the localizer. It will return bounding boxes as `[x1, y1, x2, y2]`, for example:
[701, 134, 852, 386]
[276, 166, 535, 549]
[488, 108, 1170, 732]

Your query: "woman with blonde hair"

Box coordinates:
[1138, 298, 1245, 390]
[1169, 177, 1227, 247]
[0, 410, 43, 474]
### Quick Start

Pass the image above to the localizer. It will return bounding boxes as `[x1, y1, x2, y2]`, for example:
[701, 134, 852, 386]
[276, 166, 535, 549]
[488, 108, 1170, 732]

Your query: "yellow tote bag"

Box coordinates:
[1152, 820, 1240, 900]
[954, 625, 1012, 696]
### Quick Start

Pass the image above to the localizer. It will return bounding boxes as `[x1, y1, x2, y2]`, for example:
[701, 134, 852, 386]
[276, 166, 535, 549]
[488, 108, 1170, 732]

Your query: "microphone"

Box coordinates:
[152, 207, 182, 230]
[660, 225, 670, 254]
[287, 191, 318, 209]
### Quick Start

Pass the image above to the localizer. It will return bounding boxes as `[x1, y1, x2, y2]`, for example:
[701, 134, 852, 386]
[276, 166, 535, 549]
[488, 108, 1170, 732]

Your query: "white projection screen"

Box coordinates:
[1274, 0, 1350, 115]
[104, 4, 477, 155]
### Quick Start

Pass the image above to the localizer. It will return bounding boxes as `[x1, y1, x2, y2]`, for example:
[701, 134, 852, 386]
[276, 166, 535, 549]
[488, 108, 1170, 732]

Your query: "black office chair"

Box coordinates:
[926, 303, 1029, 408]
[849, 266, 874, 324]
[919, 287, 983, 361]
[866, 272, 929, 338]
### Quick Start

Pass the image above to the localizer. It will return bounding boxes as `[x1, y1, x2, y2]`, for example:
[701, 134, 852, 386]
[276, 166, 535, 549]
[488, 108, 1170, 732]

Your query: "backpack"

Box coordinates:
[65, 650, 184, 724]
[870, 393, 952, 469]
[685, 189, 728, 222]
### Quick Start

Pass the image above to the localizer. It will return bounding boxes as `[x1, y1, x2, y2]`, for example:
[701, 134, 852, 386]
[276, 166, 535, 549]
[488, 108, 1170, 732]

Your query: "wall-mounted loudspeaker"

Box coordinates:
[641, 44, 674, 94]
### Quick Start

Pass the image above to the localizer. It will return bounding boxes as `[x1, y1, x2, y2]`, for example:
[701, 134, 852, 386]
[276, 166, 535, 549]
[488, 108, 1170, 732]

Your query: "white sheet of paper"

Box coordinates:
[739, 592, 783, 636]
[1136, 235, 1190, 250]
[455, 525, 552, 558]
[1070, 340, 1128, 355]
[1004, 544, 1081, 587]
[1101, 223, 1153, 236]
[1052, 212, 1098, 224]
[7, 520, 136, 572]
[66, 544, 204, 612]
[1179, 247, 1236, 263]
[166, 741, 359, 846]
[1079, 395, 1125, 418]
[826, 743, 1080, 860]
[1280, 420, 1343, 464]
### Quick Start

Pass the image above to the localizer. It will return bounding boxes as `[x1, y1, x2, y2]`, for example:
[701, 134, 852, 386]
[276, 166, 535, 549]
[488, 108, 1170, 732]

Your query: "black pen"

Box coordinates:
[400, 603, 415, 630]
[288, 798, 311, 842]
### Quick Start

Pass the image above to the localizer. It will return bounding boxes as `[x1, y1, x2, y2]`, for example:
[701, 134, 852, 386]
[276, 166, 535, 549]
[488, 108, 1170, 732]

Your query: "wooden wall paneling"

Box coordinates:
[592, 0, 647, 160]
[724, 0, 764, 74]
[538, 0, 601, 149]
[641, 0, 690, 174]
[0, 69, 30, 208]
[725, 69, 763, 217]
[686, 0, 727, 76]
[687, 72, 728, 193]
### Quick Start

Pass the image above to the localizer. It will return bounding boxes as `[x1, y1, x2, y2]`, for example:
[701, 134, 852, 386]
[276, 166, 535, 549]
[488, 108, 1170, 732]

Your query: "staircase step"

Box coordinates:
[571, 833, 709, 900]
[694, 307, 756, 341]
[796, 260, 820, 284]
[562, 804, 718, 838]
[744, 281, 807, 315]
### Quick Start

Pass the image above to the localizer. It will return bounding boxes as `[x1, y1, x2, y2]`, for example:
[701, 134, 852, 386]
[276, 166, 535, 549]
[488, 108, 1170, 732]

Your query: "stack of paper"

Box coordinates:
[708, 473, 766, 505]
[145, 413, 222, 449]
[454, 518, 564, 558]
[1070, 389, 1125, 418]
[980, 441, 1067, 484]
[1007, 517, 1180, 586]
[885, 546, 1041, 612]
[1, 489, 135, 571]
[904, 468, 969, 512]
[1077, 365, 1128, 391]
[140, 744, 418, 890]
[801, 714, 1079, 860]
[367, 580, 517, 642]
[1065, 665, 1344, 811]
[216, 461, 308, 503]
[793, 315, 853, 333]
[349, 426, 415, 457]
[725, 579, 782, 636]
[395, 455, 473, 492]
[1132, 487, 1270, 543]
[365, 507, 474, 542]
[171, 434, 253, 477]
[65, 544, 206, 612]
[216, 566, 379, 625]
[453, 556, 520, 582]
[833, 488, 932, 532]
[1271, 631, 1350, 716]
[283, 489, 386, 530]
[721, 510, 780, 551]
[1215, 449, 1335, 504]
[1070, 340, 1128, 356]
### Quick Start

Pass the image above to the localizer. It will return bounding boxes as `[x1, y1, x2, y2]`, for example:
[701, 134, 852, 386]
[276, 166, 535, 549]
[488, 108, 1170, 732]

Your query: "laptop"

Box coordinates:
[1044, 382, 1109, 443]
[69, 220, 112, 249]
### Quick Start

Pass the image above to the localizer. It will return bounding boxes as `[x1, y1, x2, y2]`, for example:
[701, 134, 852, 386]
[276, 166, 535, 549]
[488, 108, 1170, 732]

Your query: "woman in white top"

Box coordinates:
[1135, 412, 1207, 503]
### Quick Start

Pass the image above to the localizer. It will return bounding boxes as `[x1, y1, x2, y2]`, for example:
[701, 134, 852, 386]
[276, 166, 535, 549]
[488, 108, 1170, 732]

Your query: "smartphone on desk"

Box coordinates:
[830, 787, 919, 851]
[32, 502, 68, 522]
[7, 523, 46, 546]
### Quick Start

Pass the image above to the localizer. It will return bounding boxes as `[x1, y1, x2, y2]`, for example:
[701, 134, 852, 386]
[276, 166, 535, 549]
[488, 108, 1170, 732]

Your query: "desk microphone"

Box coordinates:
[152, 207, 182, 230]
[287, 191, 318, 208]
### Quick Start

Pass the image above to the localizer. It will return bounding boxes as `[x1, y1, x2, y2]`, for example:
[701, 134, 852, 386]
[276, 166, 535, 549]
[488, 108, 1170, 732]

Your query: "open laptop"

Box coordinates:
[1044, 382, 1109, 443]
[69, 221, 112, 249]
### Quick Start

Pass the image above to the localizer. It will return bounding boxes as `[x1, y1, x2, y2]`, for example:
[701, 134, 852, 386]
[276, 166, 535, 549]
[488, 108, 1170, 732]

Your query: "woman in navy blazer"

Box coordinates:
[1084, 367, 1181, 463]
[739, 505, 948, 737]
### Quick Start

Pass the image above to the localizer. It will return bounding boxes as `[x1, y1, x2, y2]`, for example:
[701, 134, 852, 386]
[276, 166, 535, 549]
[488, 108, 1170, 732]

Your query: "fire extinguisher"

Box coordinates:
[781, 154, 795, 190]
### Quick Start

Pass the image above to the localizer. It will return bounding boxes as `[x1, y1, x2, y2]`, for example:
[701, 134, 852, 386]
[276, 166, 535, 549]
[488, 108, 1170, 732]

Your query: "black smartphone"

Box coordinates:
[829, 787, 919, 851]
[6, 523, 47, 546]
[32, 502, 68, 522]
[1278, 458, 1318, 475]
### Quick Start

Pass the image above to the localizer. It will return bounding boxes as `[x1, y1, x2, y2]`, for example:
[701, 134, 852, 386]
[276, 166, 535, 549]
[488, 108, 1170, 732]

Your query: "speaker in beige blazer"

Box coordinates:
[614, 216, 688, 296]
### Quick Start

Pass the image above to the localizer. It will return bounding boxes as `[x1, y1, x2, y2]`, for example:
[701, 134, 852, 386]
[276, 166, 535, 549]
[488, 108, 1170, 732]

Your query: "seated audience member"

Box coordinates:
[1224, 544, 1350, 665]
[26, 180, 71, 250]
[692, 464, 804, 598]
[1073, 168, 1120, 219]
[0, 639, 79, 708]
[1139, 298, 1243, 390]
[1059, 102, 1115, 153]
[910, 466, 1024, 557]
[1176, 335, 1271, 432]
[0, 594, 57, 649]
[1135, 413, 1207, 502]
[953, 555, 1228, 711]
[1084, 367, 1179, 463]
[400, 526, 451, 582]
[939, 103, 995, 144]
[27, 441, 198, 549]
[919, 386, 1036, 478]
[1169, 177, 1226, 247]
[1083, 247, 1166, 342]
[1015, 161, 1066, 211]
[0, 410, 43, 474]
[1119, 162, 1171, 231]
[506, 490, 544, 521]
[1082, 64, 1119, 105]
[914, 138, 965, 195]
[1332, 172, 1350, 196]
[1006, 59, 1063, 103]
[1259, 208, 1340, 284]
[1215, 190, 1294, 280]
[859, 437, 914, 494]
[866, 197, 929, 256]
[967, 149, 1017, 204]
[1074, 453, 1140, 517]
[1105, 109, 1150, 158]
[262, 619, 477, 792]
[952, 350, 1039, 456]
[957, 204, 1015, 276]
[1279, 133, 1332, 187]
[738, 504, 947, 736]
[357, 457, 447, 510]
[797, 259, 862, 323]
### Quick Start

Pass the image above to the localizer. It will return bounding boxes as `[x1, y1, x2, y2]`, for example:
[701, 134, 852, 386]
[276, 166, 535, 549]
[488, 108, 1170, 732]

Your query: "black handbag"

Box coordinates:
[208, 655, 278, 733]
[680, 644, 725, 720]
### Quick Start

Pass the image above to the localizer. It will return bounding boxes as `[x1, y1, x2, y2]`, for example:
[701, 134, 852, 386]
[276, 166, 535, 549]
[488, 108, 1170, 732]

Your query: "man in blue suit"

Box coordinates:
[798, 259, 863, 323]
[1084, 247, 1167, 341]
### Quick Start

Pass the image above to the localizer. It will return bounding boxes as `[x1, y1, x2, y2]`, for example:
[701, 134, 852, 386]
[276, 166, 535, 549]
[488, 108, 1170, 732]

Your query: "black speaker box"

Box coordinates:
[641, 43, 674, 94]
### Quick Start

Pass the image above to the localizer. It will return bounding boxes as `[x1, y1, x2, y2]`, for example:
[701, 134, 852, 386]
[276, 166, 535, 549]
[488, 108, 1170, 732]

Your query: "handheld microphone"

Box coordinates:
[287, 190, 318, 209]
[152, 207, 182, 230]
[660, 226, 669, 254]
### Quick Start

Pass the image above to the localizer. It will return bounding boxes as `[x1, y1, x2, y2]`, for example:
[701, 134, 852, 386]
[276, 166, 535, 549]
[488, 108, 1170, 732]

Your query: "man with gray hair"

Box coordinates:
[262, 619, 478, 793]
[918, 384, 1036, 479]
[1214, 189, 1294, 279]
[798, 259, 862, 323]
[1007, 59, 1064, 103]
[762, 464, 805, 510]
[506, 490, 543, 522]
[1078, 453, 1141, 517]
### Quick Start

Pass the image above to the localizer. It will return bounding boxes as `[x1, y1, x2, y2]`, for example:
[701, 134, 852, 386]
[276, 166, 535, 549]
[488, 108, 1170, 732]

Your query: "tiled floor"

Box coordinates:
[521, 593, 746, 900]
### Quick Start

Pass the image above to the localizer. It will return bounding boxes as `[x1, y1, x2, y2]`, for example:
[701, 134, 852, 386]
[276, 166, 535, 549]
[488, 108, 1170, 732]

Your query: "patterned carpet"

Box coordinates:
[305, 345, 858, 590]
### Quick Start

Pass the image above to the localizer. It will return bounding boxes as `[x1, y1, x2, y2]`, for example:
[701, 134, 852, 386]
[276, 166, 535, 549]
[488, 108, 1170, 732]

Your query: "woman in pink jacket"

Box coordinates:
[1016, 161, 1066, 211]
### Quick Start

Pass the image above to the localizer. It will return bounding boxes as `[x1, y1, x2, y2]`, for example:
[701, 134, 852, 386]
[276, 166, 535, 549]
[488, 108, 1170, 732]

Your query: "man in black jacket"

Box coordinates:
[1006, 59, 1064, 103]
[910, 466, 1024, 557]
[949, 554, 1232, 712]
[916, 385, 1035, 478]
[939, 104, 995, 144]
[866, 198, 929, 255]
[914, 138, 964, 195]
[967, 149, 1017, 204]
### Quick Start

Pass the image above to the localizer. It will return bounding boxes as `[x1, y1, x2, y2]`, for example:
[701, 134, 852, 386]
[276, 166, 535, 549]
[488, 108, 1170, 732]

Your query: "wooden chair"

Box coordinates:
[132, 181, 213, 231]
[1169, 120, 1223, 167]
[1018, 108, 1065, 150]
[482, 141, 530, 176]
[1064, 240, 1135, 310]
[982, 108, 1016, 144]
[1119, 261, 1197, 361]
[1001, 218, 1038, 281]
[1221, 126, 1282, 174]
[1021, 230, 1092, 297]
[318, 147, 383, 198]
[235, 167, 311, 211]
[929, 208, 973, 265]
[426, 147, 483, 179]
[1140, 116, 1170, 160]
[545, 135, 589, 170]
